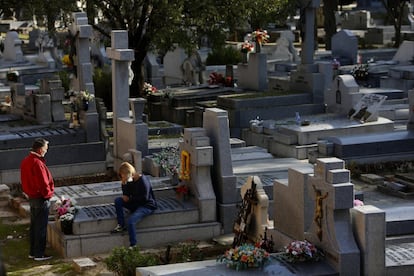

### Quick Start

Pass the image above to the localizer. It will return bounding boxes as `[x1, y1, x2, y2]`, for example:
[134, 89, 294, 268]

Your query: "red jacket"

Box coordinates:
[20, 152, 54, 199]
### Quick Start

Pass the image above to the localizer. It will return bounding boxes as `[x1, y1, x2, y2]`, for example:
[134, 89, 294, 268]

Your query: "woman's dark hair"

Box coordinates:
[32, 138, 49, 151]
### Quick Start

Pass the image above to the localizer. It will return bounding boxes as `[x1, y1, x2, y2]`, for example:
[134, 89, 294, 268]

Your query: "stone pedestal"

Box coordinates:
[237, 53, 267, 91]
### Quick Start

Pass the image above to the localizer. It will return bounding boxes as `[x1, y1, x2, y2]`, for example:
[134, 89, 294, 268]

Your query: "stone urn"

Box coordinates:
[129, 98, 147, 123]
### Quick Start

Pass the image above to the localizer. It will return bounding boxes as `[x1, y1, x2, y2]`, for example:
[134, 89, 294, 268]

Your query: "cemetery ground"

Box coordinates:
[0, 172, 231, 276]
[1, 165, 414, 275]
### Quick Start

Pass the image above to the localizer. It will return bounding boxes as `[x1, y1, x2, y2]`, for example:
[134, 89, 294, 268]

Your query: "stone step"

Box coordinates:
[72, 197, 199, 235]
[231, 146, 273, 161]
[384, 205, 414, 236]
[48, 220, 222, 258]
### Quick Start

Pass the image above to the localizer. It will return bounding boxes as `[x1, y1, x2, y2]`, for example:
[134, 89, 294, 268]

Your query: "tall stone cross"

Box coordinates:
[68, 12, 94, 99]
[300, 0, 320, 65]
[106, 31, 135, 165]
[68, 12, 99, 142]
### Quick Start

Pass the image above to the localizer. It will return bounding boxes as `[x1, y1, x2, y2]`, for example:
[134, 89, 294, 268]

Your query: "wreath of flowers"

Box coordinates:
[280, 239, 324, 263]
[217, 243, 270, 271]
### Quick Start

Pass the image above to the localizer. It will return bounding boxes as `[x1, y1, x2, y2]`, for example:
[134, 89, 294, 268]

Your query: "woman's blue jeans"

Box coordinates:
[29, 198, 50, 257]
[114, 197, 154, 246]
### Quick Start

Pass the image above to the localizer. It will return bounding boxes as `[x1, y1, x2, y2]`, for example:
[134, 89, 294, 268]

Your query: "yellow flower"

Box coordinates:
[62, 54, 72, 67]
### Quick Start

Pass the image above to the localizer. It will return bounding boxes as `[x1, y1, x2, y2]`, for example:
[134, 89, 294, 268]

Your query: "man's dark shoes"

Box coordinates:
[111, 224, 126, 234]
[34, 255, 52, 261]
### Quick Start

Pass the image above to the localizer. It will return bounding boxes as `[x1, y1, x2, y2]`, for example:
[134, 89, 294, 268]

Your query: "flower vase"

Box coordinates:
[82, 100, 89, 111]
[130, 98, 147, 123]
[242, 52, 248, 64]
[171, 172, 179, 186]
[255, 41, 262, 53]
[60, 219, 73, 235]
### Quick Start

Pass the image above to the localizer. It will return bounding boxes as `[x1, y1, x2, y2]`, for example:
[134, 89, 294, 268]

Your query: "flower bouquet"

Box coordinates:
[249, 29, 270, 53]
[251, 29, 270, 45]
[55, 196, 78, 235]
[175, 184, 190, 201]
[208, 72, 233, 87]
[62, 54, 73, 67]
[240, 41, 254, 53]
[143, 82, 157, 96]
[217, 243, 270, 271]
[279, 240, 323, 263]
[69, 90, 94, 111]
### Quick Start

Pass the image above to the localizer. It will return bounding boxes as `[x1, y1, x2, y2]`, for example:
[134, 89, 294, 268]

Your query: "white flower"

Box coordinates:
[60, 212, 74, 222]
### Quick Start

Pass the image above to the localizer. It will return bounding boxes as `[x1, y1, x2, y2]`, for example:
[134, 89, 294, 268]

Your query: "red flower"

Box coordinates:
[176, 185, 188, 195]
[241, 254, 249, 263]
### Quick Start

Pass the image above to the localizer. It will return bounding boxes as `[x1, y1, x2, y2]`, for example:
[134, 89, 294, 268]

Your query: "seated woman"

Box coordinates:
[111, 162, 158, 248]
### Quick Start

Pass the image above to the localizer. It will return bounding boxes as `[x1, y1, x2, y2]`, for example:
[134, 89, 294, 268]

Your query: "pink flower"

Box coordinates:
[354, 199, 364, 207]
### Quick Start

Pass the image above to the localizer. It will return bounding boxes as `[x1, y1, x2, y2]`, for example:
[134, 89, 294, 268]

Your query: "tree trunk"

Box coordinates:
[130, 33, 150, 98]
[394, 22, 402, 48]
[130, 56, 145, 98]
[323, 0, 338, 50]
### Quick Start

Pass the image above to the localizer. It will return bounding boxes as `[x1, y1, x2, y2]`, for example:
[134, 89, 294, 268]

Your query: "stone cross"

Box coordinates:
[300, 0, 320, 65]
[68, 12, 95, 98]
[68, 12, 100, 142]
[106, 30, 134, 167]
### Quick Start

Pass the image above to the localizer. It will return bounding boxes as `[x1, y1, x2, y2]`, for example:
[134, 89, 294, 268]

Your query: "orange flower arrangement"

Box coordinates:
[251, 29, 270, 45]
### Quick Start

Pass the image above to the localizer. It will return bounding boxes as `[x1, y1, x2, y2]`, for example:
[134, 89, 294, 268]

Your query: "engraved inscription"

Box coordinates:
[386, 243, 414, 266]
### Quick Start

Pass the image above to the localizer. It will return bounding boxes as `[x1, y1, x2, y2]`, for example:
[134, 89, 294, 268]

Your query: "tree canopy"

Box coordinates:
[380, 0, 409, 47]
[86, 0, 297, 96]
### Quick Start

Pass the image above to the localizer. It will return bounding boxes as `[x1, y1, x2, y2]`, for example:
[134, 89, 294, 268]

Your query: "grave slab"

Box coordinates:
[72, 198, 199, 235]
[276, 114, 394, 145]
[385, 242, 414, 274]
[327, 130, 414, 159]
[137, 255, 338, 276]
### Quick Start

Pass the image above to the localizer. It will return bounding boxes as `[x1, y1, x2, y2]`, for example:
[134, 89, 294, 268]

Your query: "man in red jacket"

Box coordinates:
[20, 138, 54, 261]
